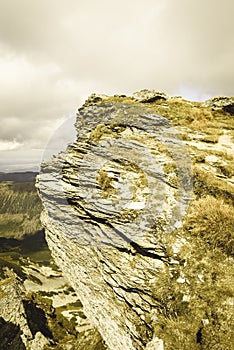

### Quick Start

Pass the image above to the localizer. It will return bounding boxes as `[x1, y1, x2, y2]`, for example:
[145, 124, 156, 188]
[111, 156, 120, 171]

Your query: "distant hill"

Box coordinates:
[0, 171, 38, 183]
[0, 173, 42, 239]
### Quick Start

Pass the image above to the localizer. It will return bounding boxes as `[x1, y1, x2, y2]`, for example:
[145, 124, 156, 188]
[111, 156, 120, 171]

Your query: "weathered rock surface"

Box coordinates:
[0, 175, 106, 349]
[38, 92, 234, 350]
[38, 98, 192, 350]
[132, 89, 170, 103]
[203, 96, 234, 115]
[0, 268, 51, 350]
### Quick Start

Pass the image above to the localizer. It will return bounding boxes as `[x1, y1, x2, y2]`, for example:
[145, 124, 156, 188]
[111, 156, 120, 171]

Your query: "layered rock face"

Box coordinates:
[38, 91, 234, 350]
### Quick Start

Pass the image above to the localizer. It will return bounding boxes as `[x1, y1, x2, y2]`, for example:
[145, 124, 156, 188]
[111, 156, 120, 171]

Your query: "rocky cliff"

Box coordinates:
[38, 90, 234, 350]
[0, 175, 106, 350]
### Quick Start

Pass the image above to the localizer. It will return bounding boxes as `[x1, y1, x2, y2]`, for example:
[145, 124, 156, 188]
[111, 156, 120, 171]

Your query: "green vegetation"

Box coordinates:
[89, 123, 118, 143]
[193, 166, 234, 203]
[153, 247, 234, 350]
[147, 98, 213, 129]
[151, 193, 234, 349]
[185, 195, 234, 256]
[97, 169, 117, 199]
[119, 96, 234, 349]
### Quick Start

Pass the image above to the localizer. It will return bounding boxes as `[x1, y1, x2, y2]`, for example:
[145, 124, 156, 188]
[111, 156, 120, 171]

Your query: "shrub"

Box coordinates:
[184, 195, 234, 256]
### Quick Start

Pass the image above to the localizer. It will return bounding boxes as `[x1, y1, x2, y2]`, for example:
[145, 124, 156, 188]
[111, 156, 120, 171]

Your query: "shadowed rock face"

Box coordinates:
[0, 317, 26, 350]
[38, 92, 234, 350]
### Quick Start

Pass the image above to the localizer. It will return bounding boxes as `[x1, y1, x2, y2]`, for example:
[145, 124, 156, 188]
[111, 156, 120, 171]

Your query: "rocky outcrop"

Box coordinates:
[0, 268, 50, 349]
[82, 93, 110, 107]
[203, 96, 234, 115]
[38, 92, 234, 350]
[38, 98, 192, 350]
[0, 267, 106, 350]
[132, 89, 170, 103]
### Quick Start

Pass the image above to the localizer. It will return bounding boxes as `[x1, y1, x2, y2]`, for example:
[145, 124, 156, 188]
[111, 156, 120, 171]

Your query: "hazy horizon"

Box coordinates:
[0, 0, 233, 171]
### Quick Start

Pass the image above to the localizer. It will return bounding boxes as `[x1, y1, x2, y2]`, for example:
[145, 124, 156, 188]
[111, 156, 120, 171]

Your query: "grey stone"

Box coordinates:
[38, 98, 193, 350]
[203, 96, 234, 115]
[132, 89, 170, 103]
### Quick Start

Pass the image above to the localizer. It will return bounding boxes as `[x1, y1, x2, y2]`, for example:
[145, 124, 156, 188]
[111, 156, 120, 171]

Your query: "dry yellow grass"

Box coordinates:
[185, 195, 234, 255]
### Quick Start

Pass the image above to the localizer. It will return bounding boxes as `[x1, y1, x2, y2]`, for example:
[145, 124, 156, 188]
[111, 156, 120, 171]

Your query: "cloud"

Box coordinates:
[0, 0, 233, 169]
[0, 139, 22, 151]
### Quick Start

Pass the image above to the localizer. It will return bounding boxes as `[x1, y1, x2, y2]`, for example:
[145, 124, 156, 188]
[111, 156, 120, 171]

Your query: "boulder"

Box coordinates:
[203, 96, 234, 115]
[132, 89, 170, 103]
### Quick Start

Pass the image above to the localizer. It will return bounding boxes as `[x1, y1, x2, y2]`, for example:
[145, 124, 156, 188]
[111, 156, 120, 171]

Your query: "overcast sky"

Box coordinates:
[0, 0, 233, 171]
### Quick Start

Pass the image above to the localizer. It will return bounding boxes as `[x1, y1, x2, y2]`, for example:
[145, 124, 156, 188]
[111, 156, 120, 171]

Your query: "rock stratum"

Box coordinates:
[0, 174, 105, 349]
[38, 91, 234, 350]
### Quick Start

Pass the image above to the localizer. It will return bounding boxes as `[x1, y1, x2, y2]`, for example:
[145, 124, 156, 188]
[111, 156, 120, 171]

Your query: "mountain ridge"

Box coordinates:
[38, 90, 234, 349]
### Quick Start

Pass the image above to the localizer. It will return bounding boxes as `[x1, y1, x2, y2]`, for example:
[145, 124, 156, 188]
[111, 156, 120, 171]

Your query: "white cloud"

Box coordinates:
[0, 0, 233, 170]
[0, 139, 23, 151]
